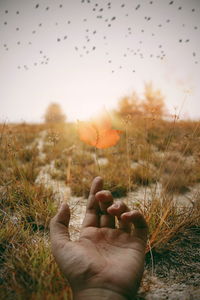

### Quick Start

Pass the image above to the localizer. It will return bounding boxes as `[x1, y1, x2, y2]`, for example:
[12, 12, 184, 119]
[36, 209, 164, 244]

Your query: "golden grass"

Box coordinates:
[0, 117, 200, 298]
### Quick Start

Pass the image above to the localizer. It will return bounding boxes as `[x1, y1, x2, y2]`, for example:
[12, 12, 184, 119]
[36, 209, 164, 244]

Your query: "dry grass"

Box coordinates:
[0, 117, 200, 299]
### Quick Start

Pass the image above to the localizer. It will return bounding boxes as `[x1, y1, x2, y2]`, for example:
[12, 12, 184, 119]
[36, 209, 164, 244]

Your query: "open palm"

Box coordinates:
[50, 177, 148, 300]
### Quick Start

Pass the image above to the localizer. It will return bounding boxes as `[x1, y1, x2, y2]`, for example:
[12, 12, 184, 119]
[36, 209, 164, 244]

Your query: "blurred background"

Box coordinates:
[0, 0, 200, 123]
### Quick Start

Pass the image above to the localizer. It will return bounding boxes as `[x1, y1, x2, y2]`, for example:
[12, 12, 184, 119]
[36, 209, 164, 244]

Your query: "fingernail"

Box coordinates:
[122, 211, 132, 218]
[111, 203, 120, 209]
[59, 202, 67, 211]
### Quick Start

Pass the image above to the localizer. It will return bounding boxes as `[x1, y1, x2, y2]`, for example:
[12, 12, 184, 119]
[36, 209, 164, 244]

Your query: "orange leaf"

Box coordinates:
[77, 112, 121, 149]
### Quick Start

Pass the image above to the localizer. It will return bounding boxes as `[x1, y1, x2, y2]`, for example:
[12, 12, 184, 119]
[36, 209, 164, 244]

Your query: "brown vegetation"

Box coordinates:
[0, 93, 200, 298]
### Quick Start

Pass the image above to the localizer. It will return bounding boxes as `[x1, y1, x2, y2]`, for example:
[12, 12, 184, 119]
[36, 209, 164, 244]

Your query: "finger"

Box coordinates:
[50, 202, 71, 253]
[95, 190, 115, 228]
[121, 210, 148, 242]
[82, 176, 103, 228]
[107, 201, 131, 232]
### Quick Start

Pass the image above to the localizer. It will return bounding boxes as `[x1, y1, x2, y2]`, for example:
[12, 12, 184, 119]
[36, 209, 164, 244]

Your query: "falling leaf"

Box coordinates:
[77, 112, 121, 149]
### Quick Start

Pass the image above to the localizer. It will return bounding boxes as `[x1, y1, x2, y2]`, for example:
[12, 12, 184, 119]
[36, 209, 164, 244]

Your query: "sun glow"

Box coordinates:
[65, 94, 115, 122]
[77, 110, 120, 149]
[74, 104, 105, 121]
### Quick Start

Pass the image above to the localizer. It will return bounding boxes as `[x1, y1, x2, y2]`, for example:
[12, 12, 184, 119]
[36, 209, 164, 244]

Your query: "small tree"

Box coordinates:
[44, 103, 66, 123]
[142, 83, 166, 118]
[117, 92, 142, 118]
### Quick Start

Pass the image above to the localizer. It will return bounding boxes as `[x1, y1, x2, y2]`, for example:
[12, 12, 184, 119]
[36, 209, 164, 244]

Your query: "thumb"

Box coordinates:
[50, 202, 71, 252]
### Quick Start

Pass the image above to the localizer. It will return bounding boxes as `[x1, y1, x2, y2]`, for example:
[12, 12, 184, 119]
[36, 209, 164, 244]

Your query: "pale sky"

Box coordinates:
[0, 0, 200, 122]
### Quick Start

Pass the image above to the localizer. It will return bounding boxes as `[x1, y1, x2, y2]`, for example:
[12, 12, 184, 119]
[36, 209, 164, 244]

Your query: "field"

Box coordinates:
[0, 116, 200, 299]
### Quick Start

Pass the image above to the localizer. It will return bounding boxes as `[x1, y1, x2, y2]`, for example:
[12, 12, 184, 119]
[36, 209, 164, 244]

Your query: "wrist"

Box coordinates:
[73, 288, 132, 300]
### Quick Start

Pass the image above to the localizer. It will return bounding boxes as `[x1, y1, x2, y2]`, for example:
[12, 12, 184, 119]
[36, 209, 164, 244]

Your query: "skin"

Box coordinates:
[50, 177, 148, 300]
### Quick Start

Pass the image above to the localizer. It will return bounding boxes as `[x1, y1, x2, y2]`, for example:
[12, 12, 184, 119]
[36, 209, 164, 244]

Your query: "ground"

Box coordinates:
[0, 118, 200, 299]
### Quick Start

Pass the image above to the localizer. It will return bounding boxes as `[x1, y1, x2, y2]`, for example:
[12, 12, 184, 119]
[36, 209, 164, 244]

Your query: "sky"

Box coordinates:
[0, 0, 200, 123]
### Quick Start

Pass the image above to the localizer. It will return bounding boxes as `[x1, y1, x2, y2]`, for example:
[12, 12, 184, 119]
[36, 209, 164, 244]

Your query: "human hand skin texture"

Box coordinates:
[50, 177, 148, 300]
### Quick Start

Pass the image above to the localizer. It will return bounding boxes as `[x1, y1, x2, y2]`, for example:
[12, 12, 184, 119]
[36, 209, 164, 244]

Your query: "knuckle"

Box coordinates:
[119, 201, 128, 211]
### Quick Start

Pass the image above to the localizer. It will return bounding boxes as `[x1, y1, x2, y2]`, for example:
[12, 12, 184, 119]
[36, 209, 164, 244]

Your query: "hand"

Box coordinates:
[50, 177, 148, 300]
